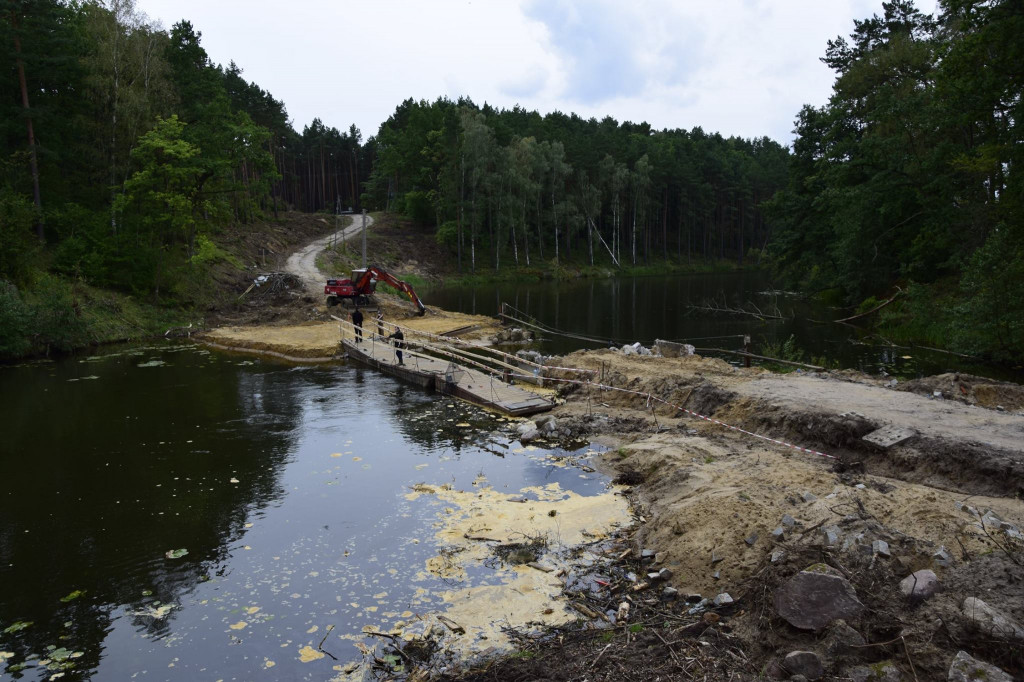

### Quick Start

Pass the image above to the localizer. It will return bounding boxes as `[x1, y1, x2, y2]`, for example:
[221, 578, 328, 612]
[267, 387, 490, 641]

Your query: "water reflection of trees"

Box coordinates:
[379, 380, 514, 457]
[0, 349, 304, 679]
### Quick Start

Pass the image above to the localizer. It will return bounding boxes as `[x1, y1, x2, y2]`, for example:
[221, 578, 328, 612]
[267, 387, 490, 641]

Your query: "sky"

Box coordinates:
[134, 0, 892, 145]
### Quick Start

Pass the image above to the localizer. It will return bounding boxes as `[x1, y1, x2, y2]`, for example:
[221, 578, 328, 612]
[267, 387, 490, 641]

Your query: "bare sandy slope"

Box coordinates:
[612, 430, 1024, 596]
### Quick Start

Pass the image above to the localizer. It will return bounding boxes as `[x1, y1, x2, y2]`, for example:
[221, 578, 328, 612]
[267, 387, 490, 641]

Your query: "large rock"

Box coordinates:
[515, 420, 538, 436]
[774, 564, 864, 631]
[519, 428, 542, 443]
[534, 414, 556, 429]
[823, 619, 865, 656]
[961, 597, 1024, 641]
[783, 651, 824, 680]
[899, 569, 939, 601]
[947, 650, 1013, 682]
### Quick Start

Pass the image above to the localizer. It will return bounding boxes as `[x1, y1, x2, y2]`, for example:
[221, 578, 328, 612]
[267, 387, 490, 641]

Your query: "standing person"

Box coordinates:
[389, 326, 405, 365]
[376, 309, 384, 337]
[351, 307, 364, 343]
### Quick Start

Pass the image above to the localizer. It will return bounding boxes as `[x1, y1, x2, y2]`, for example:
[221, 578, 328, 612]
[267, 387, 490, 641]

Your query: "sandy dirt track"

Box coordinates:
[284, 212, 373, 293]
[738, 373, 1024, 454]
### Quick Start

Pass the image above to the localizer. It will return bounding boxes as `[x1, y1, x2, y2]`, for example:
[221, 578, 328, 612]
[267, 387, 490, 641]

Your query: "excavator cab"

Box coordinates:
[350, 269, 377, 294]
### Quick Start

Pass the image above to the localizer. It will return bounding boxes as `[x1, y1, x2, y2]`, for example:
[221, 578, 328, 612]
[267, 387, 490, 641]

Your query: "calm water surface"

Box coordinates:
[427, 271, 1021, 381]
[0, 345, 609, 680]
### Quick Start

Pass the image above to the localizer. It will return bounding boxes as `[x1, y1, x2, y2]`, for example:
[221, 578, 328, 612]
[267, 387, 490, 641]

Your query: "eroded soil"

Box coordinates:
[433, 350, 1024, 681]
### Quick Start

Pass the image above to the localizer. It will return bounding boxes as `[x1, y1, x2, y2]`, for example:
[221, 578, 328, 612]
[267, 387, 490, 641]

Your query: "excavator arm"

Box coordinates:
[354, 266, 426, 316]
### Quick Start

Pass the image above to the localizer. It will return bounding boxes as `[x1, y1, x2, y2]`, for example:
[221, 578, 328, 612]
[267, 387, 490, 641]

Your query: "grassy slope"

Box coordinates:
[4, 212, 339, 360]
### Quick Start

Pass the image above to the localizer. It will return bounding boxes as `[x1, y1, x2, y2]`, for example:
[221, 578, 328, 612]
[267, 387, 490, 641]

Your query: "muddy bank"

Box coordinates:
[404, 348, 1024, 681]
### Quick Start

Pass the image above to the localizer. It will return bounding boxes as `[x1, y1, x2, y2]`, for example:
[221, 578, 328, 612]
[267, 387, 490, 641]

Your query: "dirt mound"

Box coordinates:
[897, 372, 1024, 411]
[505, 346, 1024, 681]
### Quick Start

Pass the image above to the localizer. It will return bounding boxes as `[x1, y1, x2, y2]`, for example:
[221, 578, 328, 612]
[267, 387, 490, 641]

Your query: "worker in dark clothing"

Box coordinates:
[351, 307, 364, 343]
[389, 327, 405, 365]
[376, 309, 384, 337]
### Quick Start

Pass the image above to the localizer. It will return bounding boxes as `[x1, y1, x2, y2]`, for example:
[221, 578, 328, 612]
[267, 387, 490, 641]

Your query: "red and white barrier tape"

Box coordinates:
[508, 371, 839, 461]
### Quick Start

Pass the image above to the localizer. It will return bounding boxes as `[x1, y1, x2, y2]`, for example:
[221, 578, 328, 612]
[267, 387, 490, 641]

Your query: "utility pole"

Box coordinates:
[361, 209, 367, 268]
[333, 198, 340, 249]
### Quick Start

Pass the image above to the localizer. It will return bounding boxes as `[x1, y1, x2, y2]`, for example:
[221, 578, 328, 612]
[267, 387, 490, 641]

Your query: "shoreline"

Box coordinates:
[353, 344, 1024, 680]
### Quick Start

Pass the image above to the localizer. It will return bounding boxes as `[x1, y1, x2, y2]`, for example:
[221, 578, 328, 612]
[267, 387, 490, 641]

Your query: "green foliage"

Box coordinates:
[768, 0, 1023, 360]
[190, 234, 238, 267]
[952, 226, 1024, 359]
[400, 191, 435, 226]
[435, 220, 458, 249]
[24, 275, 89, 354]
[366, 97, 790, 275]
[0, 189, 39, 285]
[0, 275, 89, 359]
[760, 334, 806, 365]
[856, 296, 881, 316]
[0, 281, 33, 359]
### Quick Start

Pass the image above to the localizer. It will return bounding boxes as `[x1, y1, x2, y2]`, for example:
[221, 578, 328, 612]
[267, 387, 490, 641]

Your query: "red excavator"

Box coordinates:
[324, 266, 426, 316]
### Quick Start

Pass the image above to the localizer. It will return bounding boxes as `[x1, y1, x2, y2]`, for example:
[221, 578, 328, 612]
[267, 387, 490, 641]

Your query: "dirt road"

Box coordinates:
[284, 212, 374, 293]
[738, 372, 1024, 454]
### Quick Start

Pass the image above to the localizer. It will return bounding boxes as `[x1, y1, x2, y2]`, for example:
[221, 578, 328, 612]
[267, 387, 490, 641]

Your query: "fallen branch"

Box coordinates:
[589, 642, 613, 669]
[317, 624, 338, 660]
[437, 614, 465, 634]
[685, 301, 787, 321]
[830, 288, 902, 324]
[693, 348, 824, 371]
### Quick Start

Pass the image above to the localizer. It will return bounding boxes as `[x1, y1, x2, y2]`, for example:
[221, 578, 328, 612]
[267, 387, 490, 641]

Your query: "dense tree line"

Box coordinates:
[1, 0, 367, 302]
[4, 0, 1020, 361]
[362, 98, 790, 273]
[766, 0, 1022, 359]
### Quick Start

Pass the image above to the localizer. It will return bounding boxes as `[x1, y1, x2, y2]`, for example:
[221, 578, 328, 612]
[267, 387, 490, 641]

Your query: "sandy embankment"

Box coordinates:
[525, 348, 1024, 679]
[201, 298, 501, 361]
[547, 350, 1024, 584]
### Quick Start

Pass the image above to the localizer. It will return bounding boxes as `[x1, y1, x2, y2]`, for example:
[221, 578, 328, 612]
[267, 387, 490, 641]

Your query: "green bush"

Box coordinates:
[0, 276, 89, 358]
[399, 191, 434, 226]
[0, 281, 33, 359]
[952, 225, 1024, 360]
[435, 220, 458, 250]
[25, 275, 89, 354]
[0, 189, 40, 286]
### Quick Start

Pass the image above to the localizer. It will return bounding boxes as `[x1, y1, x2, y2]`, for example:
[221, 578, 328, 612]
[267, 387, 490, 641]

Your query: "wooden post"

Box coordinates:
[744, 335, 751, 368]
[361, 209, 367, 268]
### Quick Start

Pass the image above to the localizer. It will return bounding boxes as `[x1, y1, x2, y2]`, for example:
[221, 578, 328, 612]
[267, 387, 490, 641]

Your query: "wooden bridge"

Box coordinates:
[333, 316, 557, 417]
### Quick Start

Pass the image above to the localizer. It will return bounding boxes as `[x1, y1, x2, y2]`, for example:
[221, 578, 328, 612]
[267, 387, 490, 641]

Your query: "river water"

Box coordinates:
[0, 345, 616, 680]
[426, 271, 1019, 381]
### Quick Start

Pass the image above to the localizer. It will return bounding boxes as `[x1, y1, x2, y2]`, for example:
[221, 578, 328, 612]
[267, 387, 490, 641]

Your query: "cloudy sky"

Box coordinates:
[135, 0, 895, 144]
